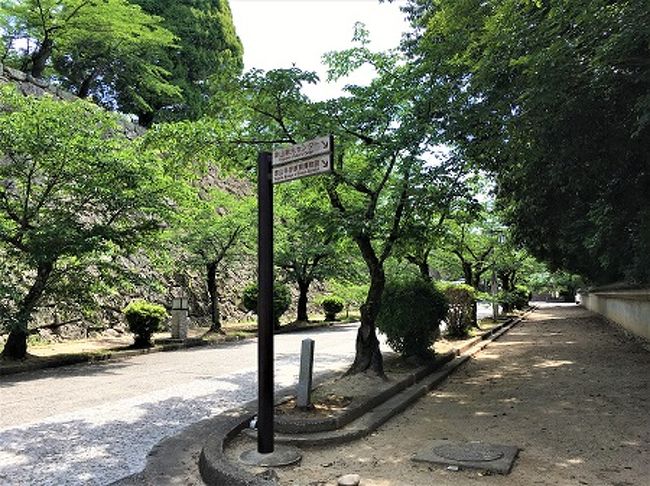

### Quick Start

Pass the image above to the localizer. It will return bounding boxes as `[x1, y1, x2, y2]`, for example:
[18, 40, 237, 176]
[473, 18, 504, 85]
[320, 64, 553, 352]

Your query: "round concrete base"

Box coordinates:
[239, 445, 302, 467]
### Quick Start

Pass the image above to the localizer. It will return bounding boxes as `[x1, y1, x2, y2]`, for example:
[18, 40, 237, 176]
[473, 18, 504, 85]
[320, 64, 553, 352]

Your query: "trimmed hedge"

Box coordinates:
[321, 296, 344, 321]
[439, 282, 476, 338]
[122, 300, 168, 348]
[501, 285, 530, 312]
[376, 278, 448, 360]
[242, 282, 291, 328]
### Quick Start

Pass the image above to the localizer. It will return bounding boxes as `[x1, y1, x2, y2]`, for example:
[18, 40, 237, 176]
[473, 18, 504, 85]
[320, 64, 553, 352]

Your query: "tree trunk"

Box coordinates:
[462, 262, 473, 287]
[77, 69, 99, 99]
[1, 261, 53, 360]
[2, 328, 28, 360]
[30, 38, 53, 79]
[346, 264, 385, 377]
[418, 261, 431, 282]
[206, 262, 221, 332]
[406, 253, 431, 282]
[296, 279, 309, 322]
[137, 111, 156, 128]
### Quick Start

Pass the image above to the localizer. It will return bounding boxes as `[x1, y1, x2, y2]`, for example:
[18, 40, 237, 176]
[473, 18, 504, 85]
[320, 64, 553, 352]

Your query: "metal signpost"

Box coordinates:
[243, 136, 333, 466]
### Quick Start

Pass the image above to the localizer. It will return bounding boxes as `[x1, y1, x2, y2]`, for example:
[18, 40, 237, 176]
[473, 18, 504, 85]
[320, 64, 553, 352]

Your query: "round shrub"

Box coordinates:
[501, 285, 530, 311]
[376, 278, 448, 360]
[242, 282, 291, 328]
[439, 283, 476, 338]
[122, 300, 168, 348]
[321, 296, 344, 321]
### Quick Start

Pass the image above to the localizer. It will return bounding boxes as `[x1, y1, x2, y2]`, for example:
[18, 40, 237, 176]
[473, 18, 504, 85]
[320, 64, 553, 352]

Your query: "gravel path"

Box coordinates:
[277, 304, 650, 486]
[0, 324, 376, 486]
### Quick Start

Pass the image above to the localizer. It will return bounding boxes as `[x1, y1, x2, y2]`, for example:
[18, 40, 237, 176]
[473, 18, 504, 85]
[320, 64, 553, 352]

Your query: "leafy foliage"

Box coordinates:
[127, 0, 244, 124]
[439, 282, 476, 338]
[122, 300, 168, 348]
[0, 0, 178, 108]
[275, 182, 348, 321]
[0, 0, 243, 124]
[376, 277, 448, 359]
[241, 282, 291, 328]
[500, 285, 530, 312]
[0, 85, 178, 359]
[169, 187, 254, 330]
[407, 0, 650, 284]
[321, 296, 344, 321]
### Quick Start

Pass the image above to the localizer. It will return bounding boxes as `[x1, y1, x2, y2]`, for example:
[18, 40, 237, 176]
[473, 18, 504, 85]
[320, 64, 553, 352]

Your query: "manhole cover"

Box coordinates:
[432, 443, 505, 462]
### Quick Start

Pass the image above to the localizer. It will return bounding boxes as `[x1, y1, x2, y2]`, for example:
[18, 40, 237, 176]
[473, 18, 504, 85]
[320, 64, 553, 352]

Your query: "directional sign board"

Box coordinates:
[272, 135, 333, 184]
[272, 135, 332, 166]
[272, 153, 332, 183]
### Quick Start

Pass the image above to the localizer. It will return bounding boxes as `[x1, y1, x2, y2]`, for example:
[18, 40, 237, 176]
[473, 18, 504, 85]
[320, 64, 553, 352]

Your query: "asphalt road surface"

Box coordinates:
[0, 323, 377, 485]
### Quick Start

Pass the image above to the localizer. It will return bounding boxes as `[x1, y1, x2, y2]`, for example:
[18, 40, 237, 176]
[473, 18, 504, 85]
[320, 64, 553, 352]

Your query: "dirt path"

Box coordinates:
[277, 305, 649, 486]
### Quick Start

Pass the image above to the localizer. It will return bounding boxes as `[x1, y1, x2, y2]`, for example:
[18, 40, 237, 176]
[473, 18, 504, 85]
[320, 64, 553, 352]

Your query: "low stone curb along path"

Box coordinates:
[276, 304, 650, 486]
[121, 312, 530, 486]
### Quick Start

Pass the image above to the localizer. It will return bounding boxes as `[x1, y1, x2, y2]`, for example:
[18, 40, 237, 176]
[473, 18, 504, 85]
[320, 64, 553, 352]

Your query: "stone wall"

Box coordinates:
[0, 63, 145, 138]
[0, 66, 262, 340]
[579, 288, 650, 341]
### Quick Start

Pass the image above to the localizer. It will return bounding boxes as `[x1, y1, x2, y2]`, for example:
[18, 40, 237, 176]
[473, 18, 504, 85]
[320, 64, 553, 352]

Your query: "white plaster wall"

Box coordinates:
[580, 290, 650, 340]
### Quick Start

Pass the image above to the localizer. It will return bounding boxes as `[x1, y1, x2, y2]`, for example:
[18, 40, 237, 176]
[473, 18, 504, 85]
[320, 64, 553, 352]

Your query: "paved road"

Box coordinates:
[0, 323, 382, 486]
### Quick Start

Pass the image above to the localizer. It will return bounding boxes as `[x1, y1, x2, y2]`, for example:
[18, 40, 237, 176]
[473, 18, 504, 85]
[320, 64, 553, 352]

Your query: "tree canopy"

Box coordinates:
[0, 85, 179, 359]
[0, 0, 243, 125]
[127, 0, 244, 125]
[406, 0, 650, 284]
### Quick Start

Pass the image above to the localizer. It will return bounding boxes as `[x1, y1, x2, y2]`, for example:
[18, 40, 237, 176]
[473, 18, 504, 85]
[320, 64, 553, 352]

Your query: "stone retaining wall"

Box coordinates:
[579, 289, 650, 340]
[0, 66, 321, 341]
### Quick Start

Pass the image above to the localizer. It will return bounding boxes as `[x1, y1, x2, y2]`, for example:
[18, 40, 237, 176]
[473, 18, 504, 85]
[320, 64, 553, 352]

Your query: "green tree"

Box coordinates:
[129, 0, 244, 125]
[174, 188, 254, 332]
[405, 0, 650, 284]
[318, 32, 443, 375]
[275, 182, 346, 322]
[234, 28, 453, 375]
[395, 151, 472, 281]
[0, 0, 178, 106]
[0, 86, 177, 359]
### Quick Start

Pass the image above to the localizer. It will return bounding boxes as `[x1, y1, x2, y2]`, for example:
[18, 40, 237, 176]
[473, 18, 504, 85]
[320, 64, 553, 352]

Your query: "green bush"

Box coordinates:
[321, 296, 344, 321]
[501, 285, 530, 312]
[242, 282, 291, 328]
[376, 278, 448, 360]
[439, 283, 476, 338]
[122, 300, 168, 348]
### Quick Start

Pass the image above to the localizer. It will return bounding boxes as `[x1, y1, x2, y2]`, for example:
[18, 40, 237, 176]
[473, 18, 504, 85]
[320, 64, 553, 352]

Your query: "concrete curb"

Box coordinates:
[0, 321, 342, 377]
[274, 352, 455, 434]
[111, 369, 344, 486]
[197, 311, 532, 486]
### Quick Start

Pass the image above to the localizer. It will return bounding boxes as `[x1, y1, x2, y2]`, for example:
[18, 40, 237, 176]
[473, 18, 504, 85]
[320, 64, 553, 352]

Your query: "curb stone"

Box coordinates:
[111, 309, 534, 485]
[196, 310, 532, 485]
[274, 351, 455, 434]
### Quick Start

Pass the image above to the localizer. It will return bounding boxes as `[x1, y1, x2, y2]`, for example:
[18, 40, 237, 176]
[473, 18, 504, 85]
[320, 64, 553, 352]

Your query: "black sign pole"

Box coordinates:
[257, 151, 274, 454]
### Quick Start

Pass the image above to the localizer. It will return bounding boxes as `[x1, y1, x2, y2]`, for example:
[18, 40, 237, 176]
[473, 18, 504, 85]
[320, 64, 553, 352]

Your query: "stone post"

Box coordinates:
[297, 338, 315, 409]
[171, 296, 189, 340]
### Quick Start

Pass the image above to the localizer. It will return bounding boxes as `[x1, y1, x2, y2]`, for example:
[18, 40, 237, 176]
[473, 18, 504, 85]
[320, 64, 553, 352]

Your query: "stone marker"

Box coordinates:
[170, 297, 189, 340]
[337, 473, 361, 486]
[297, 338, 315, 409]
[412, 440, 519, 474]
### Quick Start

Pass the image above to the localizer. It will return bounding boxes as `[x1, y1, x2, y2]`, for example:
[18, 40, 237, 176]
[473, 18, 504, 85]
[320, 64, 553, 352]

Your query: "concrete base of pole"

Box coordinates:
[239, 445, 302, 467]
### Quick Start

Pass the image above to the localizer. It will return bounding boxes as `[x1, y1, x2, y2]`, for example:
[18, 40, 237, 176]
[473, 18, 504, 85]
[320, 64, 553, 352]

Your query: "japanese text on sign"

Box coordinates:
[272, 135, 332, 166]
[272, 153, 331, 183]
